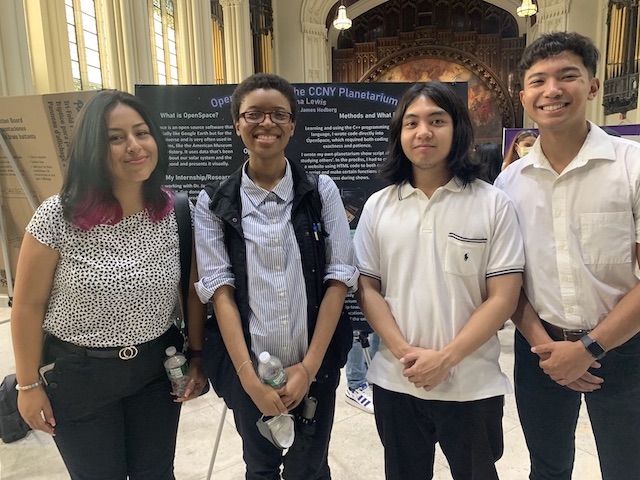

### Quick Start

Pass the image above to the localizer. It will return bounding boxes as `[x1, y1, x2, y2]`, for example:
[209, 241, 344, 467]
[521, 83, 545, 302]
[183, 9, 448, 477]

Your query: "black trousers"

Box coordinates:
[515, 329, 640, 480]
[373, 385, 504, 480]
[41, 327, 183, 480]
[228, 367, 340, 480]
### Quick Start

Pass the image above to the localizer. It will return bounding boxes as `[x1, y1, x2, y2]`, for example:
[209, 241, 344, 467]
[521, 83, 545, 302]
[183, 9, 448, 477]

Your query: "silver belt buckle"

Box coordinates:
[118, 345, 139, 360]
[562, 328, 589, 341]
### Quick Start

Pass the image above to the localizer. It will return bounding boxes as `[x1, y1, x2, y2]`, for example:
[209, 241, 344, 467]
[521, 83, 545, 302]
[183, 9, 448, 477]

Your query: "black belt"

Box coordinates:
[46, 328, 172, 360]
[541, 319, 591, 342]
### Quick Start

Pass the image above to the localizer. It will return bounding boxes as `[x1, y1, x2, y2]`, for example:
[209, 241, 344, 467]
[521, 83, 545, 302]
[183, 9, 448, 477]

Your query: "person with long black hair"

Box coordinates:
[354, 81, 524, 480]
[11, 90, 206, 479]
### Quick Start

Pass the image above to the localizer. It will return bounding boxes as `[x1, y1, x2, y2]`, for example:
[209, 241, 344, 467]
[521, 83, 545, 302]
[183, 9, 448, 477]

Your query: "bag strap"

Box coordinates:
[174, 191, 192, 327]
[306, 173, 322, 221]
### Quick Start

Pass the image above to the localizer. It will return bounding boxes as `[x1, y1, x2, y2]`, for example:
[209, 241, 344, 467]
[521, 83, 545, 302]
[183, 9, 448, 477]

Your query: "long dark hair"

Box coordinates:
[379, 82, 480, 185]
[474, 142, 503, 184]
[59, 90, 171, 229]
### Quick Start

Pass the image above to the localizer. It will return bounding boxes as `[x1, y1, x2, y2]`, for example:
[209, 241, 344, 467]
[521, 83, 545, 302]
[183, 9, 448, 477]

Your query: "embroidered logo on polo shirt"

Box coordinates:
[464, 253, 469, 261]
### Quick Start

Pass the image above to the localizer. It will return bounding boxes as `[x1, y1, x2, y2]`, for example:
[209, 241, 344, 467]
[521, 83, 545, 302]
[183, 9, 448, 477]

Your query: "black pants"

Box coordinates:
[42, 327, 183, 480]
[228, 367, 340, 480]
[373, 385, 504, 480]
[515, 329, 640, 480]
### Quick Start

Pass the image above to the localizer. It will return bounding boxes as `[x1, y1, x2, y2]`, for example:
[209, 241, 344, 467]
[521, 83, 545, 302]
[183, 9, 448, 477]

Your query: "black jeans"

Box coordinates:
[373, 385, 504, 480]
[42, 327, 183, 480]
[228, 367, 340, 480]
[515, 329, 640, 480]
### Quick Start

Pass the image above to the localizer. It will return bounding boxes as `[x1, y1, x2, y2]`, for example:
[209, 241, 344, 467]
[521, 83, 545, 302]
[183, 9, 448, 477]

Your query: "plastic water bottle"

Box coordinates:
[164, 346, 190, 396]
[258, 351, 287, 389]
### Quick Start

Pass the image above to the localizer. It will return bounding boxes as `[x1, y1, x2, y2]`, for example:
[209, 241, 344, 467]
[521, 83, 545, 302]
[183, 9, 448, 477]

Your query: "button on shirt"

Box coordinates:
[495, 122, 640, 331]
[195, 161, 358, 367]
[354, 178, 524, 401]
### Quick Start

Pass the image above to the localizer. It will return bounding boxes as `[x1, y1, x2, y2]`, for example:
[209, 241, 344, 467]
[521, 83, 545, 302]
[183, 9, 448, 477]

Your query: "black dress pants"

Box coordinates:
[41, 327, 183, 480]
[228, 367, 340, 480]
[373, 385, 504, 480]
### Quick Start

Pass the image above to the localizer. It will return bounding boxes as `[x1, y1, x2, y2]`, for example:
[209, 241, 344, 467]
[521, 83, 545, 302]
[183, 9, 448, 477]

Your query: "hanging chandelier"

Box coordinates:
[333, 3, 352, 31]
[516, 0, 538, 17]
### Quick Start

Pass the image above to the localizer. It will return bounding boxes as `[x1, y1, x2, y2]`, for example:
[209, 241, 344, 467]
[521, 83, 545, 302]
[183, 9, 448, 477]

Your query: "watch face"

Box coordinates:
[581, 335, 606, 360]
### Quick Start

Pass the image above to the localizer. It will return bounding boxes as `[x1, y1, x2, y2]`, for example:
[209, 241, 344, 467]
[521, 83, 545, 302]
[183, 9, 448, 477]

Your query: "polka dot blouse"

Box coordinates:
[26, 195, 181, 348]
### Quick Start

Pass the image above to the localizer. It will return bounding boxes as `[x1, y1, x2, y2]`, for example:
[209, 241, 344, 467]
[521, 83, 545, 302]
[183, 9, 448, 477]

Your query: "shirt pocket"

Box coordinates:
[580, 212, 632, 265]
[444, 234, 487, 276]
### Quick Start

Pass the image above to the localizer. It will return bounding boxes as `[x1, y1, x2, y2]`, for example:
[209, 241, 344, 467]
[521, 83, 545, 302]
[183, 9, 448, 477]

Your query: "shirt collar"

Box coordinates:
[241, 160, 294, 215]
[523, 121, 617, 173]
[398, 176, 463, 200]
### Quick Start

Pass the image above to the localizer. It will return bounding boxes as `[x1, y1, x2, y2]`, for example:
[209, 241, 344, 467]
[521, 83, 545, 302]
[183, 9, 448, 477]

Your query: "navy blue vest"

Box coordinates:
[202, 159, 351, 402]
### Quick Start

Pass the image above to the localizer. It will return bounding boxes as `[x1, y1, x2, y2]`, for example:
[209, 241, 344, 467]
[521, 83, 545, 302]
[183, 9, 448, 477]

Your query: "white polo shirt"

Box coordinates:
[495, 122, 640, 331]
[354, 178, 524, 402]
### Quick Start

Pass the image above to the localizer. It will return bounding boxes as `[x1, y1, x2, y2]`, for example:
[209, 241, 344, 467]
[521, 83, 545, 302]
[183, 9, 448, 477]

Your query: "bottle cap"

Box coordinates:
[165, 346, 177, 356]
[259, 351, 271, 364]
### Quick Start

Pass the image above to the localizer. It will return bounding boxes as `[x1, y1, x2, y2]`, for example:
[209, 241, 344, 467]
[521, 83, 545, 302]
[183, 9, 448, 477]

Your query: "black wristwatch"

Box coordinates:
[579, 335, 606, 360]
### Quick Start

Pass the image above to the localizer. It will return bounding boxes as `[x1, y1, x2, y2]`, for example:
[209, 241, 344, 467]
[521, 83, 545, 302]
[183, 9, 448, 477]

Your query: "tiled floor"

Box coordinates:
[0, 307, 602, 479]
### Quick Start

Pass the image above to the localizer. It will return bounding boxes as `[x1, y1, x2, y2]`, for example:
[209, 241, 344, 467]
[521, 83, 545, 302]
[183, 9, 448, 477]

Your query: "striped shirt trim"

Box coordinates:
[486, 268, 524, 278]
[448, 233, 487, 243]
[359, 270, 382, 282]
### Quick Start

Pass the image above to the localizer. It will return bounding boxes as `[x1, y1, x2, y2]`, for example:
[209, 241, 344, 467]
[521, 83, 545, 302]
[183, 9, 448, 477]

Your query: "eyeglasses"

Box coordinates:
[239, 111, 293, 124]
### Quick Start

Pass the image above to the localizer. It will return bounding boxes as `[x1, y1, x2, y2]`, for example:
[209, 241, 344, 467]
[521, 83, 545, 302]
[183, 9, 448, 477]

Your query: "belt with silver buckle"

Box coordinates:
[541, 319, 591, 342]
[46, 331, 168, 360]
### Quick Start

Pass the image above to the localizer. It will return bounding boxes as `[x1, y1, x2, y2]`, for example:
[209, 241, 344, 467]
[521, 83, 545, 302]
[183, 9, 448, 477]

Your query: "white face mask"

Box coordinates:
[517, 145, 532, 158]
[256, 414, 295, 449]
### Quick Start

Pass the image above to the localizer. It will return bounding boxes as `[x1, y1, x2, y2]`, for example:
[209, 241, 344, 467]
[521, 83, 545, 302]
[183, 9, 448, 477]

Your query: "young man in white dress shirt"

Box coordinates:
[495, 31, 640, 480]
[354, 81, 524, 480]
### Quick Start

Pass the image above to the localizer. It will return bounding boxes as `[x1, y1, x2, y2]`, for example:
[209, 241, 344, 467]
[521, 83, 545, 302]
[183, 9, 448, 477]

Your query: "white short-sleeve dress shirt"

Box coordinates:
[354, 178, 524, 402]
[495, 122, 640, 331]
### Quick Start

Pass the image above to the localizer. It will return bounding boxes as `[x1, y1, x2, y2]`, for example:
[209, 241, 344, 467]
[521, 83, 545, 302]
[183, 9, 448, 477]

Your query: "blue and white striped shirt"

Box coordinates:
[195, 160, 358, 367]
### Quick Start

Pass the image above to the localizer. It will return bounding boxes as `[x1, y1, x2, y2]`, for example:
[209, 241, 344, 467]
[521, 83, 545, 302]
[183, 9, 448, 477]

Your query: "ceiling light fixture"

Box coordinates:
[516, 0, 537, 17]
[333, 2, 352, 31]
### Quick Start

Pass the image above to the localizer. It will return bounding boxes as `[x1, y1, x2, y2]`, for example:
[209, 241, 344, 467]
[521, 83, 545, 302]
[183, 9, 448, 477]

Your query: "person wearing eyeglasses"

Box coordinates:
[193, 73, 357, 479]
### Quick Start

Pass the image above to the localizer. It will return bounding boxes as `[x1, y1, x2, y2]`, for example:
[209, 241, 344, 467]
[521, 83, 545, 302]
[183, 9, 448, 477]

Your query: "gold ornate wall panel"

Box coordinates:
[331, 0, 526, 134]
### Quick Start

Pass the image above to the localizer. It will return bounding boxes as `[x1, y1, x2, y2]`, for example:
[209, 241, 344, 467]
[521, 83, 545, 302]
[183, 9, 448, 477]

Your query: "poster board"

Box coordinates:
[136, 82, 468, 330]
[136, 82, 468, 228]
[0, 91, 97, 293]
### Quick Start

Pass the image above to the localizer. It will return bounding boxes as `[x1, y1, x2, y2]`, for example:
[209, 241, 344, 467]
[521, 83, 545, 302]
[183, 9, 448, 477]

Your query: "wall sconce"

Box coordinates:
[333, 2, 352, 31]
[517, 0, 537, 17]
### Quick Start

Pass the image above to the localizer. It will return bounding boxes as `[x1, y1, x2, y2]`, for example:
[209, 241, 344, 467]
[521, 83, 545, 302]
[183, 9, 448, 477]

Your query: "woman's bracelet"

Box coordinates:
[15, 380, 43, 391]
[236, 359, 252, 375]
[300, 362, 312, 386]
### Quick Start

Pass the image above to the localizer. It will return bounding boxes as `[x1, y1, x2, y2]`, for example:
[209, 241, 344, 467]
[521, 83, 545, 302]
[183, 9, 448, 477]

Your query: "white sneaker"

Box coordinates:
[345, 382, 374, 414]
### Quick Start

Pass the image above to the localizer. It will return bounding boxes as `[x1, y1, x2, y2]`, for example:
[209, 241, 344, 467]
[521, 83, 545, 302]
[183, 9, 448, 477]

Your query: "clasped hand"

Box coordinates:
[246, 363, 309, 417]
[531, 341, 603, 392]
[400, 346, 452, 391]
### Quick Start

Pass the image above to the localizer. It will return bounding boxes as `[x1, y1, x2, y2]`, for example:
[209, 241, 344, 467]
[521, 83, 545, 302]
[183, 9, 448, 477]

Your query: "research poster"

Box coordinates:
[0, 91, 97, 294]
[136, 82, 467, 228]
[137, 81, 467, 331]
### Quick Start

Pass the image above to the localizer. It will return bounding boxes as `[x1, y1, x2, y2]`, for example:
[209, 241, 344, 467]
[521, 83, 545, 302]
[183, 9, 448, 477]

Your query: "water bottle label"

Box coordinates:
[264, 369, 286, 388]
[167, 364, 188, 379]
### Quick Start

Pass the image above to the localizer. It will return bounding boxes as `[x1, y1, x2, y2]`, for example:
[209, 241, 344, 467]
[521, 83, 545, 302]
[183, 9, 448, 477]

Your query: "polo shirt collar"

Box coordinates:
[523, 121, 617, 173]
[398, 176, 463, 200]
